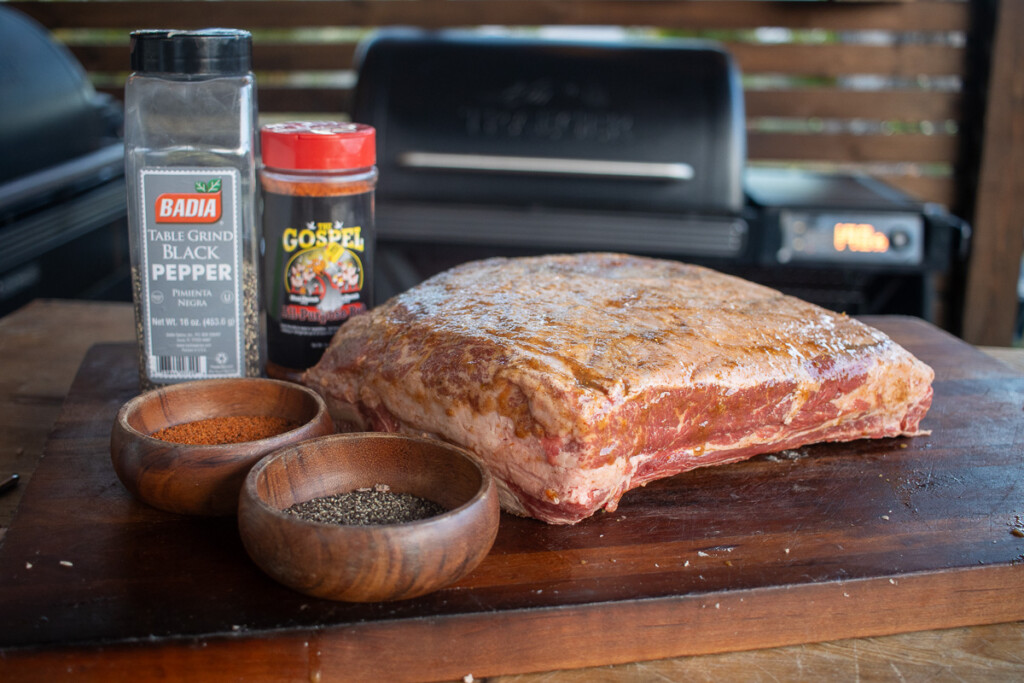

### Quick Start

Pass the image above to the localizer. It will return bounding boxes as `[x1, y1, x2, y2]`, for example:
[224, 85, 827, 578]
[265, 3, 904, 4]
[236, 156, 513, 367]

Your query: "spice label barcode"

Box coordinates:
[150, 355, 208, 376]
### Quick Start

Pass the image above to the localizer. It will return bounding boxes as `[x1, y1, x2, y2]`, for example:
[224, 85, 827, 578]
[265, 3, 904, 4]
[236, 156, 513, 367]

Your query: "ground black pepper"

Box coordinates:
[130, 263, 261, 389]
[284, 484, 446, 525]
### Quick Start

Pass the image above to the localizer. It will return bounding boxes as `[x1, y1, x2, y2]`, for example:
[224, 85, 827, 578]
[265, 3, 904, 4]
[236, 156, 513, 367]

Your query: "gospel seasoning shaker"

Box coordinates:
[124, 29, 261, 389]
[259, 122, 377, 381]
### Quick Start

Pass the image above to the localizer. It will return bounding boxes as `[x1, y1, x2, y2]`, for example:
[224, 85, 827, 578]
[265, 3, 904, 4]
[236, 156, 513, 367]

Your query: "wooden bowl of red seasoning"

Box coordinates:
[111, 378, 334, 516]
[237, 433, 500, 602]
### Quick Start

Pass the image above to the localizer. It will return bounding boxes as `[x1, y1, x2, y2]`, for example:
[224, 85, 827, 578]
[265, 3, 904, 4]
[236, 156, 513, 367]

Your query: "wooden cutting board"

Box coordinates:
[1, 317, 1022, 681]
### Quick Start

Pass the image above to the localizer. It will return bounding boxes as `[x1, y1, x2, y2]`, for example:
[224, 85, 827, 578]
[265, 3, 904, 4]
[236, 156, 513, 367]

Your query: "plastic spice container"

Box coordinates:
[124, 29, 262, 389]
[259, 121, 377, 381]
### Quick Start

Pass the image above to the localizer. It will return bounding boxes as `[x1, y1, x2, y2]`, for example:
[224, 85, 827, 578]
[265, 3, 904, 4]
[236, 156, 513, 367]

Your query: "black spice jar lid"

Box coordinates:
[130, 28, 252, 76]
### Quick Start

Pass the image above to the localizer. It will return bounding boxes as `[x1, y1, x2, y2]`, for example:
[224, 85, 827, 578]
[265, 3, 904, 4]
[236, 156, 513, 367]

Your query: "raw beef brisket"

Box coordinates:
[304, 253, 934, 524]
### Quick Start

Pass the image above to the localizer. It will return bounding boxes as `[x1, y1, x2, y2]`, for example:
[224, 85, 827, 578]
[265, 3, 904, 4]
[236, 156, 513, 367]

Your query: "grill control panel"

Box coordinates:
[776, 210, 924, 266]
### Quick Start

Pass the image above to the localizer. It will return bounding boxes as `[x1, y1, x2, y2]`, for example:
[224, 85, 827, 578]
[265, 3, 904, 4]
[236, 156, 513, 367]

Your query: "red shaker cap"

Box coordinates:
[261, 121, 376, 171]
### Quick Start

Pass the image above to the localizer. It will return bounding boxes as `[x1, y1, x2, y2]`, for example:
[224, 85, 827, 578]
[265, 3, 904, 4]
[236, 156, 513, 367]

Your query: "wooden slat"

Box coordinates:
[257, 87, 354, 117]
[68, 41, 965, 79]
[747, 131, 959, 163]
[10, 0, 971, 32]
[68, 43, 361, 74]
[94, 84, 961, 128]
[745, 89, 962, 121]
[254, 42, 360, 72]
[104, 73, 963, 184]
[875, 174, 956, 206]
[93, 85, 355, 115]
[962, 0, 1024, 346]
[729, 43, 966, 78]
[92, 81, 962, 127]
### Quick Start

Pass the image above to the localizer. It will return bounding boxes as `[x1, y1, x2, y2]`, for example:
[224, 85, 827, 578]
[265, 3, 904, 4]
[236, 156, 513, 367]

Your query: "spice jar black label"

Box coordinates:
[262, 191, 375, 371]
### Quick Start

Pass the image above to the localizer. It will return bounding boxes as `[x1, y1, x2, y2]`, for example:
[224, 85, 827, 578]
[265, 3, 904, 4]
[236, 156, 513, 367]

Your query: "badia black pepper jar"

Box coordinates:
[124, 29, 262, 389]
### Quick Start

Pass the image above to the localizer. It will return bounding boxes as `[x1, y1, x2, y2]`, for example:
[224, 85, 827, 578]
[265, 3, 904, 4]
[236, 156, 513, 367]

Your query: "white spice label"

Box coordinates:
[139, 168, 244, 381]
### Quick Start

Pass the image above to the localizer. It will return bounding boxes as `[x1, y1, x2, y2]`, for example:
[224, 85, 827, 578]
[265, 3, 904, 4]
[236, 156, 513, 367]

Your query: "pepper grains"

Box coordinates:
[150, 415, 299, 445]
[284, 484, 447, 526]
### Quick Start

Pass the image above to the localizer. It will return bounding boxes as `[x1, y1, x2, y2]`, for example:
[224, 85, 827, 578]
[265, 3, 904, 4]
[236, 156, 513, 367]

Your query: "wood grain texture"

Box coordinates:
[238, 433, 500, 602]
[0, 315, 1022, 680]
[0, 301, 134, 536]
[94, 84, 964, 124]
[730, 42, 966, 78]
[489, 622, 1024, 682]
[26, 0, 972, 213]
[8, 1, 971, 32]
[877, 175, 956, 207]
[110, 378, 334, 516]
[961, 0, 1024, 346]
[68, 41, 968, 79]
[747, 130, 959, 163]
[744, 89, 962, 122]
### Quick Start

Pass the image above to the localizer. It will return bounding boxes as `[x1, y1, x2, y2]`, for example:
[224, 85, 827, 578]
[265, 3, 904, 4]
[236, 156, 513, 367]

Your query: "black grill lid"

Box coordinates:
[0, 7, 121, 184]
[353, 30, 746, 216]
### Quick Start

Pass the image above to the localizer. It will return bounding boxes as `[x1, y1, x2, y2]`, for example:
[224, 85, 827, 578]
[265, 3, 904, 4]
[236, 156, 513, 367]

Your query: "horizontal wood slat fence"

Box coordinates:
[7, 0, 1022, 346]
[13, 0, 968, 207]
[12, 1, 972, 31]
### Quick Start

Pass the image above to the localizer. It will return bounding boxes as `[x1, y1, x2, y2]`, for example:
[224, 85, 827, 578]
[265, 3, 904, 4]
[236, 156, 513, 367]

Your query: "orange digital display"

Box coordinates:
[833, 222, 890, 253]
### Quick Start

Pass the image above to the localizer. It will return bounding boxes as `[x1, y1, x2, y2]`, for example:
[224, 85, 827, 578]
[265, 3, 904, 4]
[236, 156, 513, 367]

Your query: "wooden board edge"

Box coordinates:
[1, 563, 1020, 682]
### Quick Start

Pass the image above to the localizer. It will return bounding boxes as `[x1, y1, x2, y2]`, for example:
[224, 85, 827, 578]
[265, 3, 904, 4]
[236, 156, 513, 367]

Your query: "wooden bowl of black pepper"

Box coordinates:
[237, 433, 500, 602]
[111, 378, 334, 516]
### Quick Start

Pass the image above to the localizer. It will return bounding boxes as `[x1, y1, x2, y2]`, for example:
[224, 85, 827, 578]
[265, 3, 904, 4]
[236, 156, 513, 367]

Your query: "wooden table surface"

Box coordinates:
[1, 299, 1023, 681]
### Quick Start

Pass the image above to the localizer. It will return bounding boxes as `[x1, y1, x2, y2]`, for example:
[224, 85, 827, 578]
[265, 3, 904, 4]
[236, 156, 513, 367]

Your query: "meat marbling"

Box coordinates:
[303, 253, 934, 524]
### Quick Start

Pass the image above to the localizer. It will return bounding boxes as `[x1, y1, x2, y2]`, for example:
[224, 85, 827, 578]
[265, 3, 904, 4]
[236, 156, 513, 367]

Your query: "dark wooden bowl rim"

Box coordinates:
[245, 433, 494, 527]
[118, 377, 328, 447]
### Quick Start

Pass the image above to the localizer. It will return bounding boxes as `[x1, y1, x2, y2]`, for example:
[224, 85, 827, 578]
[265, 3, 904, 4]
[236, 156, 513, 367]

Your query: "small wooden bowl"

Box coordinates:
[237, 433, 500, 602]
[111, 378, 334, 516]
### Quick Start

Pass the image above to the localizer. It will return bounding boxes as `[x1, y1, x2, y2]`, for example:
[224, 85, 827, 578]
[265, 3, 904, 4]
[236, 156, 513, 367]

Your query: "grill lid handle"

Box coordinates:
[398, 152, 694, 181]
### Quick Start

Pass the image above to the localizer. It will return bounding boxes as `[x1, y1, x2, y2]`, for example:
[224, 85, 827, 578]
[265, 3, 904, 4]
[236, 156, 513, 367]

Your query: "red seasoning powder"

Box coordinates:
[150, 415, 299, 445]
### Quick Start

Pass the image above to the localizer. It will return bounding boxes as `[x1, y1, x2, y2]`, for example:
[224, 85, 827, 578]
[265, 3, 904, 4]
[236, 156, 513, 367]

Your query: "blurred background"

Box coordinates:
[0, 0, 1019, 346]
